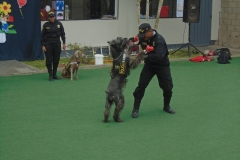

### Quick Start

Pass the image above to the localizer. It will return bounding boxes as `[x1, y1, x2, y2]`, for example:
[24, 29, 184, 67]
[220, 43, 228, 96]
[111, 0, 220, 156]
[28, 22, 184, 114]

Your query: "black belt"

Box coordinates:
[47, 37, 60, 41]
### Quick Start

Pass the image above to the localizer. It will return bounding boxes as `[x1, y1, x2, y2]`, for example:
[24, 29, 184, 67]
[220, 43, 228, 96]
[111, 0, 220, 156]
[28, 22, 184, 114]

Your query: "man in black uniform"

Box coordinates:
[41, 12, 66, 81]
[132, 23, 175, 118]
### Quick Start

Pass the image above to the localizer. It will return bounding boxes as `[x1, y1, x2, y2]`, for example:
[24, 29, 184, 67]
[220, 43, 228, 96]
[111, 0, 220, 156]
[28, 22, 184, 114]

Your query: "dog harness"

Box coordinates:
[69, 62, 78, 65]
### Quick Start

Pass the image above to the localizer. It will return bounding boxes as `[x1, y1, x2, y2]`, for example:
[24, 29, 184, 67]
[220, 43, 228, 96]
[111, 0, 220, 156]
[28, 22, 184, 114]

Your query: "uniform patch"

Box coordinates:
[153, 41, 155, 46]
[57, 25, 60, 28]
[46, 27, 50, 29]
[141, 42, 147, 45]
[139, 29, 144, 33]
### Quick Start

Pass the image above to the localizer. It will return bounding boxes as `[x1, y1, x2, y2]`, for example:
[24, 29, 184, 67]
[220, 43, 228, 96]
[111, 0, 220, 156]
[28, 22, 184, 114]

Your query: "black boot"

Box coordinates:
[49, 75, 54, 81]
[132, 108, 139, 118]
[53, 64, 60, 80]
[46, 65, 53, 81]
[163, 90, 175, 114]
[132, 99, 141, 118]
[163, 106, 175, 114]
[53, 75, 60, 80]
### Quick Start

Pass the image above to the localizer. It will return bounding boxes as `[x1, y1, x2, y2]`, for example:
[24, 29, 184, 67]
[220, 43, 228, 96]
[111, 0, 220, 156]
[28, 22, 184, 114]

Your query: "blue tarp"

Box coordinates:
[0, 0, 44, 61]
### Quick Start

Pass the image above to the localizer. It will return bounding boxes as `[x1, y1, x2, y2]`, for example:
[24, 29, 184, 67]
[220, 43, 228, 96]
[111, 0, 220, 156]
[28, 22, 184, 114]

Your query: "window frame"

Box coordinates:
[139, 0, 183, 19]
[40, 0, 119, 21]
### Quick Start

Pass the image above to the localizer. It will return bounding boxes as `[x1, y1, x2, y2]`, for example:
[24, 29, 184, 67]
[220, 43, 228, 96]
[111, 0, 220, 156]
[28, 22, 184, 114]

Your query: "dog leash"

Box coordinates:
[65, 51, 71, 58]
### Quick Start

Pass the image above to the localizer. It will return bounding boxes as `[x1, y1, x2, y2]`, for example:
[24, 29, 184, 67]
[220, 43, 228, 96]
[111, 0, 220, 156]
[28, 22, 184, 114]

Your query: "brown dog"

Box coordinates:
[61, 50, 84, 81]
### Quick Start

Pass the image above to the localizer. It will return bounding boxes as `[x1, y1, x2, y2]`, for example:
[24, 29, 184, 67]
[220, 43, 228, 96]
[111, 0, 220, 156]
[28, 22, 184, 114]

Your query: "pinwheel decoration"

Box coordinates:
[17, 0, 27, 19]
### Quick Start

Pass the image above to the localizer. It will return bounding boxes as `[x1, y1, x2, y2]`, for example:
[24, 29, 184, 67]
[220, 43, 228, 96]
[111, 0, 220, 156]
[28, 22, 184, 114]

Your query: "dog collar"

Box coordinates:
[114, 52, 124, 61]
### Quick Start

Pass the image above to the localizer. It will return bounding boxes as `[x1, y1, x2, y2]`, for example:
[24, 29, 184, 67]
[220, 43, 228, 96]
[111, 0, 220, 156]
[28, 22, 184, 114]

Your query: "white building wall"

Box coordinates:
[41, 0, 219, 48]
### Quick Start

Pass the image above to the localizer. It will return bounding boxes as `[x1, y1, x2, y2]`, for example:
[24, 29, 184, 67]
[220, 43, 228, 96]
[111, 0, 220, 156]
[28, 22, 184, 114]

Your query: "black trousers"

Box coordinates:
[44, 40, 61, 76]
[133, 63, 173, 107]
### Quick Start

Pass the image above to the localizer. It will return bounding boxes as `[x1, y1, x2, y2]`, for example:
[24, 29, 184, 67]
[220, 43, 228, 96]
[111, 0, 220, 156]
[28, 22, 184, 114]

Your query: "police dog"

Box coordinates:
[61, 50, 84, 81]
[102, 37, 147, 123]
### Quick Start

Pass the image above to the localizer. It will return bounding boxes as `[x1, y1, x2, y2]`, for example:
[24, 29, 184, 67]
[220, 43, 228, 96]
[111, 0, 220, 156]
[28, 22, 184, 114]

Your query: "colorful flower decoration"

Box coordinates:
[0, 1, 11, 15]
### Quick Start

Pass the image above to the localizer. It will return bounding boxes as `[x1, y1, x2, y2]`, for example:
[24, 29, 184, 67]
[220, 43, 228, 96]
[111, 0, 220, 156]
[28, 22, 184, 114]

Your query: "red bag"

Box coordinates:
[189, 55, 213, 62]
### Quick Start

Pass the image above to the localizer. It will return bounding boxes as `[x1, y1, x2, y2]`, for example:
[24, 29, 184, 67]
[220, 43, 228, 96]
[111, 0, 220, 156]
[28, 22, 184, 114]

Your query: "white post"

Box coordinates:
[154, 0, 164, 30]
[137, 0, 142, 25]
[114, 0, 118, 18]
[146, 0, 150, 22]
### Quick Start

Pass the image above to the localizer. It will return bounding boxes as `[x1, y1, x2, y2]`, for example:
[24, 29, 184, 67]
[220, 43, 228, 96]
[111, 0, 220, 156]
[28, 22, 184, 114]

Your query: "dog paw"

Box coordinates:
[102, 119, 110, 123]
[113, 118, 124, 122]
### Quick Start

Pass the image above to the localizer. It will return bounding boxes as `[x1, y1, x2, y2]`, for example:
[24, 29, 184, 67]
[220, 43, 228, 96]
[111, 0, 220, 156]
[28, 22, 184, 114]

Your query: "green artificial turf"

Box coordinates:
[0, 58, 240, 160]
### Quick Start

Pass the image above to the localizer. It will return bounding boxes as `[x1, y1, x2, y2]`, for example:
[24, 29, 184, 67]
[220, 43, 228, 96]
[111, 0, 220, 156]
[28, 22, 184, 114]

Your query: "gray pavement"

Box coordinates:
[0, 60, 40, 76]
[1, 45, 240, 77]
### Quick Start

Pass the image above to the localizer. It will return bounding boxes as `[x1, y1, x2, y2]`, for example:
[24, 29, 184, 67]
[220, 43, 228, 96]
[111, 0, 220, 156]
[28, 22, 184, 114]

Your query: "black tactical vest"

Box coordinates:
[111, 52, 130, 77]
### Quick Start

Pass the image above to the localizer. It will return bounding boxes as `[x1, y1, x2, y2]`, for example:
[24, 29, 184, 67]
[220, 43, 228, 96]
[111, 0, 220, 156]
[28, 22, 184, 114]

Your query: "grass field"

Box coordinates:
[1, 58, 240, 160]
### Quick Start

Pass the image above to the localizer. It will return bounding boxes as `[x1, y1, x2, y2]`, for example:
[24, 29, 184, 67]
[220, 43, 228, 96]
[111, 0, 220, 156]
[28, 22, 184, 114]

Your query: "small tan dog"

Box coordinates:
[61, 50, 84, 81]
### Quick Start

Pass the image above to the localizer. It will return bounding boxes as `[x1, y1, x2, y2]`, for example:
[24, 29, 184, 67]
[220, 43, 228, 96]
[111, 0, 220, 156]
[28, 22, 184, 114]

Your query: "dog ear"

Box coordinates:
[78, 51, 84, 57]
[74, 53, 79, 58]
[74, 50, 81, 58]
[76, 50, 84, 58]
[80, 51, 85, 57]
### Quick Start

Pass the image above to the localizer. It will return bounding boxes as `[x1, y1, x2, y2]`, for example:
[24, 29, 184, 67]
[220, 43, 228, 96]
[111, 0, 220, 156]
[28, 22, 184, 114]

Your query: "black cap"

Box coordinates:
[48, 12, 55, 18]
[138, 23, 152, 39]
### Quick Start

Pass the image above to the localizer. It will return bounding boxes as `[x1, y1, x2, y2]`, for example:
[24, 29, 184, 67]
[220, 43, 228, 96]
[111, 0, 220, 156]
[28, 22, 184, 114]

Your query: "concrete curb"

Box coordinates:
[1, 45, 240, 76]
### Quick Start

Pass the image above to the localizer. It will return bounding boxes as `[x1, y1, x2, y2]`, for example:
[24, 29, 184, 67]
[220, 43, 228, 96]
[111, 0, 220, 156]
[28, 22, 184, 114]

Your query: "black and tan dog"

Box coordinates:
[61, 50, 84, 81]
[103, 37, 147, 122]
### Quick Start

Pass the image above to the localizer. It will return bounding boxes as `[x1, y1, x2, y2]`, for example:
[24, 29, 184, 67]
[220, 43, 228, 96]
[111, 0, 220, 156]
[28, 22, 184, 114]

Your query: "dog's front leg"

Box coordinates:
[129, 51, 146, 70]
[70, 67, 73, 81]
[76, 66, 79, 80]
[113, 94, 124, 122]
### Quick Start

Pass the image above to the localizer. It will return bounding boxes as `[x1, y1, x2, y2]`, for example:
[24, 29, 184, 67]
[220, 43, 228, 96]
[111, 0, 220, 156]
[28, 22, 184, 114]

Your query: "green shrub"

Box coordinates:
[67, 43, 94, 64]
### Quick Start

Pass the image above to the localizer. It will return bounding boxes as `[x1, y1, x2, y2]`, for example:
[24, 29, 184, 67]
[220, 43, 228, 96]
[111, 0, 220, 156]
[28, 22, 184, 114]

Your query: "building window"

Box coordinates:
[93, 46, 110, 56]
[40, 0, 118, 21]
[140, 0, 180, 19]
